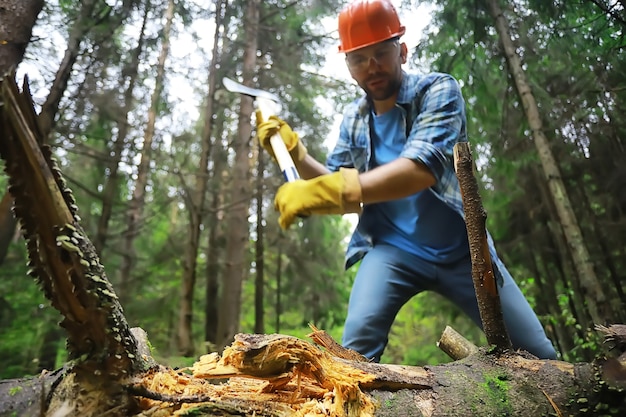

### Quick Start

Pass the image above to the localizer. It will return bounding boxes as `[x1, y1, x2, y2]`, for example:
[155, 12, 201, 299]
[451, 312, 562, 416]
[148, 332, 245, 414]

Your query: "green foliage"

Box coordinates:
[0, 244, 64, 378]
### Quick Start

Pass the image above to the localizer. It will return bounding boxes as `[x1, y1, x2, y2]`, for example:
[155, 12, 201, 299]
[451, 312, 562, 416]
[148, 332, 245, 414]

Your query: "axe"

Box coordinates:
[222, 77, 300, 182]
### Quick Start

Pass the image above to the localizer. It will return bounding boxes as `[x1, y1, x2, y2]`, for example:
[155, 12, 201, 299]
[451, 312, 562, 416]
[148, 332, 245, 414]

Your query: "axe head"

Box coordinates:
[222, 77, 282, 116]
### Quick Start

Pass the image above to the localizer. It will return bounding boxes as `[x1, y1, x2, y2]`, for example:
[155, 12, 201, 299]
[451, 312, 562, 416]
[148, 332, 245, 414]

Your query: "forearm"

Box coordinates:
[295, 154, 330, 179]
[359, 157, 436, 204]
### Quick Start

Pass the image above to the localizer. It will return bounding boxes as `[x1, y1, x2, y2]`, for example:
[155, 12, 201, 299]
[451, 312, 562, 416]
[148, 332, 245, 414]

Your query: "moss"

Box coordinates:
[8, 386, 23, 396]
[472, 371, 513, 416]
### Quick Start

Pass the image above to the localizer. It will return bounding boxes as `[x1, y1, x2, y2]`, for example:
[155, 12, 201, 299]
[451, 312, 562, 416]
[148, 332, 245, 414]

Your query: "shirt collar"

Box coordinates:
[396, 71, 413, 104]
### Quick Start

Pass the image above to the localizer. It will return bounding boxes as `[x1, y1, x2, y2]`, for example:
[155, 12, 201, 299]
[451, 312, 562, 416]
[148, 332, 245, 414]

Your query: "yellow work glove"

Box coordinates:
[274, 168, 362, 229]
[255, 111, 308, 162]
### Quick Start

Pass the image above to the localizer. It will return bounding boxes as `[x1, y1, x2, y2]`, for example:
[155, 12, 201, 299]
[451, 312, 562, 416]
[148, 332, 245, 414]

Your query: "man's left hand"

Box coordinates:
[274, 168, 362, 229]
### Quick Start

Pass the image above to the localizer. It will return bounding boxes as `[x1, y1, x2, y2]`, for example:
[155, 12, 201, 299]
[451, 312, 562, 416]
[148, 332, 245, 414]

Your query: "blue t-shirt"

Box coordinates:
[359, 106, 469, 264]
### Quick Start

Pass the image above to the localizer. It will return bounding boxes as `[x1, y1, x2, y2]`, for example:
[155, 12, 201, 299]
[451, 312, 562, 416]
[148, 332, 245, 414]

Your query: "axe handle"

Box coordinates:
[256, 98, 300, 182]
[269, 134, 300, 182]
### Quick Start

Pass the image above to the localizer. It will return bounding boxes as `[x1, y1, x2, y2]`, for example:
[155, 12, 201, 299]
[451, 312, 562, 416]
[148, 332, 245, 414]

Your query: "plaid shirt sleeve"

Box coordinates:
[325, 98, 370, 173]
[399, 72, 467, 203]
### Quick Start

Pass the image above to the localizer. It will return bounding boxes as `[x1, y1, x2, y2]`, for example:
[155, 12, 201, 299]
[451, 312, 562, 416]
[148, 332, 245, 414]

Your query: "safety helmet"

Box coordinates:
[338, 0, 406, 53]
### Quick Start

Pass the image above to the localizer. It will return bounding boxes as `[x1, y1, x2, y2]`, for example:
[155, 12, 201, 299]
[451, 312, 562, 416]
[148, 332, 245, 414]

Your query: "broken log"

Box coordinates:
[437, 325, 479, 361]
[2, 331, 625, 416]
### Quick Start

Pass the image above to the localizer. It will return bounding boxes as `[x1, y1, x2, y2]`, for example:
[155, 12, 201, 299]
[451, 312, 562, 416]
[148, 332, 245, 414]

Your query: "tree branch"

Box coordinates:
[453, 142, 512, 352]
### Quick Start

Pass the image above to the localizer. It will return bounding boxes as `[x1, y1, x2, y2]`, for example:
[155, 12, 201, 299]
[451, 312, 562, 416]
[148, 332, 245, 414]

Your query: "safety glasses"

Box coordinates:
[345, 40, 400, 72]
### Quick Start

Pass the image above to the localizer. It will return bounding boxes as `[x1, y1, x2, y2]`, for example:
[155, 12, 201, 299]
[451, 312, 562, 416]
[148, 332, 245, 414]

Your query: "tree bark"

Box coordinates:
[454, 143, 512, 351]
[204, 138, 228, 348]
[254, 144, 266, 334]
[2, 331, 624, 417]
[0, 0, 43, 73]
[0, 71, 148, 417]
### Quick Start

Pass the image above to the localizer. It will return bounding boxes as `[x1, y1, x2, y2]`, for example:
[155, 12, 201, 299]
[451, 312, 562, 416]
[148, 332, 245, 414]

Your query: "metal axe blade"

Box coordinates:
[222, 77, 299, 182]
[222, 77, 282, 114]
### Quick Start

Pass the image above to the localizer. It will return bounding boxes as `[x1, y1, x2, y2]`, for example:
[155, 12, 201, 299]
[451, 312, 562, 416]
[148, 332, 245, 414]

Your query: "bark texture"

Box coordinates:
[0, 0, 43, 73]
[0, 0, 44, 265]
[454, 142, 511, 351]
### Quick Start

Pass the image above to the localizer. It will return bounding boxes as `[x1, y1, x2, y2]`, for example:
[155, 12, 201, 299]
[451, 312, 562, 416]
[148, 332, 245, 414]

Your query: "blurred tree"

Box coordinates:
[0, 0, 44, 264]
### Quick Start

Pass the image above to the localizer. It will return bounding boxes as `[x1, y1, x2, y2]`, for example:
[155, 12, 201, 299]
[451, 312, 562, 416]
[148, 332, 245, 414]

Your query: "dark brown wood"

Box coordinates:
[453, 142, 512, 351]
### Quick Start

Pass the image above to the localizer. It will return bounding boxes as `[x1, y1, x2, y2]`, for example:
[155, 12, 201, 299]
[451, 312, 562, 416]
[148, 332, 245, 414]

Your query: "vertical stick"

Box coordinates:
[453, 142, 512, 352]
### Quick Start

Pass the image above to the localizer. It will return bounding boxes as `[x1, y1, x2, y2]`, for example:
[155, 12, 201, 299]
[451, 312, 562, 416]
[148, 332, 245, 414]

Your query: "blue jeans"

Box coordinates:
[342, 244, 557, 362]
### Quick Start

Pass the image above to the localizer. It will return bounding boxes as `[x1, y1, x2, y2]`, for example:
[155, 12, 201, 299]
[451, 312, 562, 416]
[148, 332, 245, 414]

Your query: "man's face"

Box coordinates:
[345, 39, 407, 101]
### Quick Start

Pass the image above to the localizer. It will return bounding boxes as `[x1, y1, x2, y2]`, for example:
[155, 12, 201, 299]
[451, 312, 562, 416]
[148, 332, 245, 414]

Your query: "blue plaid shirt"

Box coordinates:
[326, 71, 503, 275]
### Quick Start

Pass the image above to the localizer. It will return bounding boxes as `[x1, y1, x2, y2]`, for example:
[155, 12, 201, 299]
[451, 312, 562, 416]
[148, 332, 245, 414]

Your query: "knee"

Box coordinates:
[529, 341, 557, 360]
[511, 334, 557, 360]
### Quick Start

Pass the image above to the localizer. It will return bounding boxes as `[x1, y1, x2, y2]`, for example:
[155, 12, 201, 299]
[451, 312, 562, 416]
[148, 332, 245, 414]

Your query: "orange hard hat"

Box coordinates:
[338, 0, 406, 53]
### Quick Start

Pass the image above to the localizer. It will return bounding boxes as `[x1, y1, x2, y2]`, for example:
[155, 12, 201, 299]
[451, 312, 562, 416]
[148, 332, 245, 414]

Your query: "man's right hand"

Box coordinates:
[255, 112, 308, 162]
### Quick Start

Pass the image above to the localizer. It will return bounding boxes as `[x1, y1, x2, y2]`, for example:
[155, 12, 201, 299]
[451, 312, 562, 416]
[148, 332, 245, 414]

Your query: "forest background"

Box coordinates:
[0, 0, 624, 379]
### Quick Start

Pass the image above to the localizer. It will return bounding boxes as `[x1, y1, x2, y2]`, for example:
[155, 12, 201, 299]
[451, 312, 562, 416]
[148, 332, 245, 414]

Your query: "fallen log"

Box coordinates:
[1, 329, 625, 416]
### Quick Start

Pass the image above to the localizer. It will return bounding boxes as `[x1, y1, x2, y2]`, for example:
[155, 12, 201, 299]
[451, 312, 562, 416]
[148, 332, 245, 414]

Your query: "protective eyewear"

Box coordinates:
[345, 41, 400, 72]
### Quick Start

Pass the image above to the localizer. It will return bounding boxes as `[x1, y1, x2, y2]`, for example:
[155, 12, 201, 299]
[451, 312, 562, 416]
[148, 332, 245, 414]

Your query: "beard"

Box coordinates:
[358, 71, 402, 101]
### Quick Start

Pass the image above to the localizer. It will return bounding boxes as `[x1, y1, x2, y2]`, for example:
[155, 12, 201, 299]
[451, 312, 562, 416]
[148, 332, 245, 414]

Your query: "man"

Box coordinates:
[257, 0, 557, 361]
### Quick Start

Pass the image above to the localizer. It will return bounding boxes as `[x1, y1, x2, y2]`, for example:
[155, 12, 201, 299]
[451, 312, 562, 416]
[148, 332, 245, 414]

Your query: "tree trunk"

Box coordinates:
[485, 0, 613, 326]
[0, 0, 43, 72]
[275, 244, 283, 333]
[254, 146, 265, 334]
[203, 0, 232, 351]
[454, 143, 511, 351]
[215, 0, 260, 350]
[119, 0, 174, 303]
[0, 0, 43, 264]
[0, 69, 148, 417]
[177, 0, 226, 357]
[93, 4, 148, 255]
[204, 137, 228, 348]
[204, 192, 222, 349]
